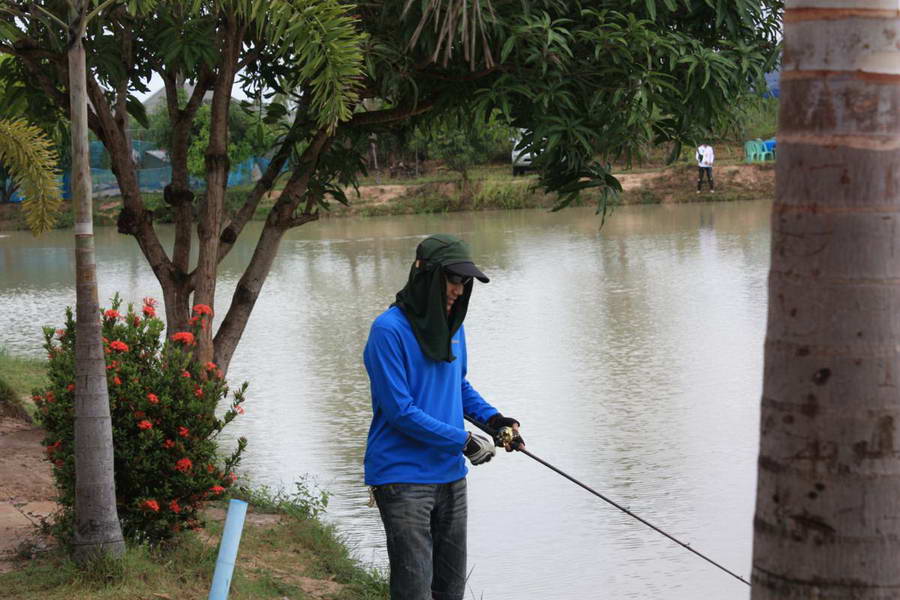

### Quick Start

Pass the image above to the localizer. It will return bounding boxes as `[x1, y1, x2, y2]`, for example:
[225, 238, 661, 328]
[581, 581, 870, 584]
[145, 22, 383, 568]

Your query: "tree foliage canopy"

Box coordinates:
[0, 0, 782, 369]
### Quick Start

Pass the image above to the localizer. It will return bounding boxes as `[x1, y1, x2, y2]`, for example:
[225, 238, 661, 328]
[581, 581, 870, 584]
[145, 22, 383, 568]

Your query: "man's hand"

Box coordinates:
[463, 433, 496, 465]
[487, 413, 525, 451]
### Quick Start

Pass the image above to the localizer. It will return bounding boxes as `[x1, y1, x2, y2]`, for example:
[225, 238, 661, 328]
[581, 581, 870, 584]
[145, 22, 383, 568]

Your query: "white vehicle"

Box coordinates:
[511, 145, 533, 176]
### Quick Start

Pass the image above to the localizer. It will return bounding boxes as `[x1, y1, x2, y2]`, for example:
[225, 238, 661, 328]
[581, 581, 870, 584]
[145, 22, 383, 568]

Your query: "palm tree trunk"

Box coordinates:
[68, 1, 124, 562]
[752, 4, 900, 596]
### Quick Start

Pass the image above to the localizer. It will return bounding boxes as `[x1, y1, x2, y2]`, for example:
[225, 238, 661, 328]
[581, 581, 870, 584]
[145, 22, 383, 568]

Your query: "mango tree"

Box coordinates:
[0, 0, 781, 373]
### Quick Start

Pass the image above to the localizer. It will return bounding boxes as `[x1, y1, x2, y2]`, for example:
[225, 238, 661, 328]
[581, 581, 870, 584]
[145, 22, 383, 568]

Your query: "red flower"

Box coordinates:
[178, 426, 190, 438]
[169, 500, 181, 513]
[55, 329, 66, 338]
[194, 387, 204, 398]
[104, 309, 121, 319]
[227, 472, 238, 484]
[109, 340, 129, 352]
[236, 405, 245, 415]
[141, 499, 160, 512]
[142, 297, 158, 318]
[45, 440, 62, 455]
[181, 370, 192, 379]
[205, 362, 217, 371]
[163, 439, 175, 449]
[175, 458, 193, 473]
[209, 485, 226, 496]
[137, 420, 153, 430]
[171, 331, 195, 345]
[147, 393, 159, 404]
[66, 383, 75, 392]
[206, 464, 215, 473]
[106, 360, 119, 371]
[132, 316, 141, 326]
[45, 391, 55, 403]
[193, 304, 213, 316]
[113, 376, 122, 386]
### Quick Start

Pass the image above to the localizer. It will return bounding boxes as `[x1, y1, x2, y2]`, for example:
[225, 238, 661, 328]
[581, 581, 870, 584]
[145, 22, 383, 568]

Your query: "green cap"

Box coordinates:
[415, 234, 489, 283]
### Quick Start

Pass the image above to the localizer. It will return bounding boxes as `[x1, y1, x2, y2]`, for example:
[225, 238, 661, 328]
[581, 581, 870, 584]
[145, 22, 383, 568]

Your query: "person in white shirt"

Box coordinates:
[696, 143, 715, 193]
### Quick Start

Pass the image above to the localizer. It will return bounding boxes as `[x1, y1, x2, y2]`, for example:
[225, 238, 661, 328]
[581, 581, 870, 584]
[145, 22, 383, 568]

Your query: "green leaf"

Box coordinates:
[126, 95, 149, 129]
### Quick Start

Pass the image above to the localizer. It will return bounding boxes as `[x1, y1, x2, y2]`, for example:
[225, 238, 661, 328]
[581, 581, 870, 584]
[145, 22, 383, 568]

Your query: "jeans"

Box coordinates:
[374, 478, 468, 600]
[697, 166, 714, 191]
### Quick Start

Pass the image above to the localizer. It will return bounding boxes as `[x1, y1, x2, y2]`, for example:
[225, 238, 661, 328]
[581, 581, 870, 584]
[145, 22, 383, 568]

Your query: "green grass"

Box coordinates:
[0, 347, 46, 419]
[358, 163, 523, 187]
[0, 492, 388, 600]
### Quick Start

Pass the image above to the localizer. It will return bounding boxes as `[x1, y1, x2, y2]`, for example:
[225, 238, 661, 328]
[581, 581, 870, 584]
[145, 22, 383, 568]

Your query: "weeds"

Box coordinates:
[229, 476, 331, 520]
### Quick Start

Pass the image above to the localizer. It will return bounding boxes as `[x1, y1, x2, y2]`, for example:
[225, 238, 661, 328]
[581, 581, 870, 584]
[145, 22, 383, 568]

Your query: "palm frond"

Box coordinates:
[265, 0, 367, 131]
[0, 119, 62, 235]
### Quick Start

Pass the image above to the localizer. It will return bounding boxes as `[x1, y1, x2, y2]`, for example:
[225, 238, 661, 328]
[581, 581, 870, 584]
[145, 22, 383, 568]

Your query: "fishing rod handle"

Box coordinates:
[464, 415, 519, 449]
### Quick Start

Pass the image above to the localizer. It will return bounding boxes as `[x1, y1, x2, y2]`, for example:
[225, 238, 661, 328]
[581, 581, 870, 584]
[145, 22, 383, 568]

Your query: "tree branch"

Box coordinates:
[217, 112, 309, 263]
[84, 0, 119, 26]
[288, 212, 319, 229]
[416, 65, 504, 81]
[85, 74, 175, 280]
[27, 3, 68, 32]
[346, 99, 437, 128]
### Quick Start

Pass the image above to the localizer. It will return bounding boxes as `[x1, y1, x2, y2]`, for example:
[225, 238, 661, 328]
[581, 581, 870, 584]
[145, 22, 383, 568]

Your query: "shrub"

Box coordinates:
[35, 296, 247, 543]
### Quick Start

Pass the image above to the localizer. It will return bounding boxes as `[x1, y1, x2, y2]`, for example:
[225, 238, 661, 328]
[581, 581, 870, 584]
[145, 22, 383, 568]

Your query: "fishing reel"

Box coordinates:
[493, 426, 522, 450]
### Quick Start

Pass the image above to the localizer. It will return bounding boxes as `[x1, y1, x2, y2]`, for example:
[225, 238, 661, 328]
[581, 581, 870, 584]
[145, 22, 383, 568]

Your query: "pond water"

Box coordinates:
[0, 200, 772, 599]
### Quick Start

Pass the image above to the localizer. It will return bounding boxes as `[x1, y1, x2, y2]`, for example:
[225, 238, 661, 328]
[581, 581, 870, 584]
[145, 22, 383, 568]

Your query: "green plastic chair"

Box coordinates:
[758, 141, 775, 161]
[744, 141, 761, 162]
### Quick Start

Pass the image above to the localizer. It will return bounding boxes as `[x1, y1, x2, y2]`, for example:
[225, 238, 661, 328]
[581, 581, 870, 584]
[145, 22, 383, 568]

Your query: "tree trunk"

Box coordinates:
[751, 4, 900, 596]
[194, 16, 243, 365]
[68, 2, 125, 562]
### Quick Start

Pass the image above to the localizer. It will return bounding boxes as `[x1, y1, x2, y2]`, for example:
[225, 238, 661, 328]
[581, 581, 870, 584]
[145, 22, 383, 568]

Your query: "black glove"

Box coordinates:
[487, 413, 519, 430]
[487, 413, 524, 450]
[463, 432, 496, 465]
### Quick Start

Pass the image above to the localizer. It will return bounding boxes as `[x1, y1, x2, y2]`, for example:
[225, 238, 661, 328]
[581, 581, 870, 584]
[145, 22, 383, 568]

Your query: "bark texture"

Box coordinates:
[68, 5, 125, 561]
[752, 4, 900, 598]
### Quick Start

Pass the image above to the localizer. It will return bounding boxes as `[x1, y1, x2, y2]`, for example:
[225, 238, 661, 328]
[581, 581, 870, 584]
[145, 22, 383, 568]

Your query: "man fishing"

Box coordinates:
[363, 233, 523, 600]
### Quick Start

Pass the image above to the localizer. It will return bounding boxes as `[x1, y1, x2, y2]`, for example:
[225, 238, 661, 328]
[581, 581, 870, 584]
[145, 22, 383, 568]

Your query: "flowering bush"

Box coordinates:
[35, 295, 247, 543]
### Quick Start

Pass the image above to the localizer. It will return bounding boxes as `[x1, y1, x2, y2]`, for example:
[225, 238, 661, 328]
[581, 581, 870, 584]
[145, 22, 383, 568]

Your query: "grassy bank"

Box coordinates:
[0, 497, 388, 600]
[0, 145, 774, 231]
[0, 348, 46, 420]
[0, 351, 388, 599]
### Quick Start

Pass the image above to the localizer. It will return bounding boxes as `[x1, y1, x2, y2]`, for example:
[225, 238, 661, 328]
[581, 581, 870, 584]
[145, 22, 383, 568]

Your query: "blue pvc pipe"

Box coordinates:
[208, 499, 249, 600]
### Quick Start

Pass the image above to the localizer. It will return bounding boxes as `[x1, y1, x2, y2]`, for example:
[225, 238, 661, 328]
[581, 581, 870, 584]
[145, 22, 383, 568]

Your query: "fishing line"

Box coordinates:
[465, 415, 751, 587]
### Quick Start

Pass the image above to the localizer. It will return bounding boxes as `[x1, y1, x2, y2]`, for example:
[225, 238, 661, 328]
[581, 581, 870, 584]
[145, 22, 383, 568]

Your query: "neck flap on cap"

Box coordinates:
[391, 235, 474, 362]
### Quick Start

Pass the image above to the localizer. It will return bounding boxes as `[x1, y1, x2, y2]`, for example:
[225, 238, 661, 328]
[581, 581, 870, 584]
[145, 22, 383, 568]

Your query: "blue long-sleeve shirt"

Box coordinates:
[363, 306, 498, 485]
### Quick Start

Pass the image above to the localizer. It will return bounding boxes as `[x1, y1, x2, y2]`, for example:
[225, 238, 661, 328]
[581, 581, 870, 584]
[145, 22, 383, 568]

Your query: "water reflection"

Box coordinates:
[0, 200, 771, 599]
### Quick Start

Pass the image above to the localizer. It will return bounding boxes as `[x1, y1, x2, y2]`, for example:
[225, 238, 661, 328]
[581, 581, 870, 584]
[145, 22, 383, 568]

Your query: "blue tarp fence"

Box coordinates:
[82, 139, 267, 196]
[8, 171, 71, 204]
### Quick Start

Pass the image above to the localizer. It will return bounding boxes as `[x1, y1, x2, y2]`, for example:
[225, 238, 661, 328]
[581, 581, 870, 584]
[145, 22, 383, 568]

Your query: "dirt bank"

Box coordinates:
[0, 417, 55, 573]
[0, 162, 775, 231]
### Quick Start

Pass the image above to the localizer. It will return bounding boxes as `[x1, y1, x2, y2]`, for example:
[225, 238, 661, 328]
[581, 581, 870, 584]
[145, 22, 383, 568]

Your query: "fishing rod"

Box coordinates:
[464, 415, 750, 587]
